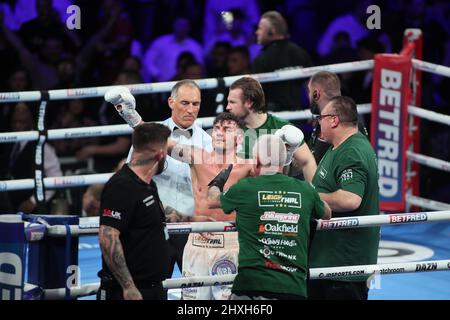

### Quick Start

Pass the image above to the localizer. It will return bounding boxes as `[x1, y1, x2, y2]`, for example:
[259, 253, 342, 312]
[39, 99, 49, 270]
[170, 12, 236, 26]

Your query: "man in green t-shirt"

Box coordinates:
[308, 96, 380, 300]
[226, 77, 317, 182]
[207, 134, 331, 300]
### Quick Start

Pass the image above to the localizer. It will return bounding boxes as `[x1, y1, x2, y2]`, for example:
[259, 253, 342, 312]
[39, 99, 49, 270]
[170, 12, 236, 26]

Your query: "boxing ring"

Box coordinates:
[1, 29, 450, 300]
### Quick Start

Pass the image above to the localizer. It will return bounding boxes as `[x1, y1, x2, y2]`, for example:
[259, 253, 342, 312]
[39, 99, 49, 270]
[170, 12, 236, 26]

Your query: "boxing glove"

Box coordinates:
[208, 164, 233, 192]
[274, 125, 304, 166]
[104, 86, 142, 128]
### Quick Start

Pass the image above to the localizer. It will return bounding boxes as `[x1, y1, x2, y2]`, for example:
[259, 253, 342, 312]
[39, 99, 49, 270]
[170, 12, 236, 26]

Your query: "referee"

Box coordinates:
[97, 123, 171, 300]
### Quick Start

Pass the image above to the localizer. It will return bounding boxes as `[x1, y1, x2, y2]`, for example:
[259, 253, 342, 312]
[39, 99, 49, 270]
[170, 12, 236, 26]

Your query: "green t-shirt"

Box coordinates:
[310, 132, 380, 281]
[220, 173, 325, 298]
[240, 113, 303, 159]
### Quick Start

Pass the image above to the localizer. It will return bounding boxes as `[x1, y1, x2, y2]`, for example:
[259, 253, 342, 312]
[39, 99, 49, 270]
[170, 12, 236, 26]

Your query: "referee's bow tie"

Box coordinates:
[172, 127, 193, 138]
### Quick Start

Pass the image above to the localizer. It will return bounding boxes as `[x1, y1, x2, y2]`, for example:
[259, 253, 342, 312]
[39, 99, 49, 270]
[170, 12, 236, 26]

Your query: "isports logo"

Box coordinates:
[102, 209, 122, 220]
[258, 191, 301, 208]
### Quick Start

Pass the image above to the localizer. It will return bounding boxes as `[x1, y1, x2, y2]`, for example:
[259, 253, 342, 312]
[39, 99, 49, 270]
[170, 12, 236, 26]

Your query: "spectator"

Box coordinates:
[0, 69, 32, 130]
[204, 8, 253, 55]
[252, 11, 312, 111]
[227, 46, 251, 76]
[205, 41, 231, 77]
[50, 99, 98, 157]
[1, 18, 67, 89]
[0, 103, 62, 213]
[0, 0, 72, 31]
[93, 0, 134, 84]
[18, 0, 80, 55]
[143, 17, 203, 82]
[317, 1, 391, 57]
[203, 0, 260, 53]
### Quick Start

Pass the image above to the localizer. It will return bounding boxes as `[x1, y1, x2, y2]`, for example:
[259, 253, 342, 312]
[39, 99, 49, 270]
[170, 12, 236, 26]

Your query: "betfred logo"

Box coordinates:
[102, 209, 122, 220]
[389, 213, 427, 224]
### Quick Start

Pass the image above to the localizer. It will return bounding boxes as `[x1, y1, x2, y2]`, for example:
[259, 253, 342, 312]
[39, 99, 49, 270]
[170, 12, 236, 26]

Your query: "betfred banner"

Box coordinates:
[0, 215, 25, 300]
[371, 54, 411, 211]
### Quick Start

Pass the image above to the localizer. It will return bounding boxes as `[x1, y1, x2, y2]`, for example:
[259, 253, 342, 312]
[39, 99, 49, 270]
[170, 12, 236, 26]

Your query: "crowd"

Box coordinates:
[0, 0, 448, 214]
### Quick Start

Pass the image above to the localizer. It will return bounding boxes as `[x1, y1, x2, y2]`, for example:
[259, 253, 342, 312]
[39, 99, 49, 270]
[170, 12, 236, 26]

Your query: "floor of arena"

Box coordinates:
[75, 221, 450, 300]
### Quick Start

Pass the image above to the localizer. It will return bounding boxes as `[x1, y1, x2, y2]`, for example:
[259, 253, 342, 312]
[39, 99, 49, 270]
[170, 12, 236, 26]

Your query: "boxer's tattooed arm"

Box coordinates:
[99, 225, 136, 290]
[206, 185, 221, 209]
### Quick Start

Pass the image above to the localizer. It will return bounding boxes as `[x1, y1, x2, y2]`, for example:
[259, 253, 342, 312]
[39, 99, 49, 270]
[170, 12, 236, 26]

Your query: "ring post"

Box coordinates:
[0, 215, 25, 300]
[27, 215, 79, 300]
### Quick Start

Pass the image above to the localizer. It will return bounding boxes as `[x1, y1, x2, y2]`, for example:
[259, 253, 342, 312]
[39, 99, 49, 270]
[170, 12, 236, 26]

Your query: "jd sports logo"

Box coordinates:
[143, 195, 155, 207]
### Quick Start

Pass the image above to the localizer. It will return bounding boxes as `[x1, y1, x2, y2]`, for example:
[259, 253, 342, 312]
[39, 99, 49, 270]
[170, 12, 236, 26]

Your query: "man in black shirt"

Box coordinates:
[97, 123, 171, 300]
[252, 11, 312, 111]
[307, 71, 368, 163]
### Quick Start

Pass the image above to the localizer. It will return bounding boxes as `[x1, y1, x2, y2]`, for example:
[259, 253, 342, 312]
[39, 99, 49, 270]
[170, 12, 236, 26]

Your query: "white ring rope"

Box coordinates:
[163, 259, 450, 289]
[0, 173, 112, 192]
[408, 105, 450, 126]
[3, 58, 447, 105]
[406, 195, 450, 211]
[0, 105, 372, 144]
[24, 259, 450, 299]
[25, 210, 450, 238]
[412, 59, 450, 78]
[407, 151, 450, 172]
[0, 60, 375, 103]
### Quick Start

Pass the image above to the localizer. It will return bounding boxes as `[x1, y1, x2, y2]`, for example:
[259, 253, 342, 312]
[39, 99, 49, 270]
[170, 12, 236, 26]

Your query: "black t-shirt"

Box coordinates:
[99, 165, 169, 286]
[252, 39, 312, 111]
[308, 120, 369, 164]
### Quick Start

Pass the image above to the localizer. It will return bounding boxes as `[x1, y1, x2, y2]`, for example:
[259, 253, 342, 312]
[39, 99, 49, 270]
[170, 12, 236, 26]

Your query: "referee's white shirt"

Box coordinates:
[127, 118, 212, 217]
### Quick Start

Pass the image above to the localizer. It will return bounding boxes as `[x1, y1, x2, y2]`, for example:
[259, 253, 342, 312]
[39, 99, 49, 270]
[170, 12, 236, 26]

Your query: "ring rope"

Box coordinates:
[0, 173, 113, 191]
[23, 210, 450, 238]
[407, 151, 450, 172]
[412, 59, 450, 78]
[162, 259, 450, 289]
[23, 259, 450, 299]
[0, 60, 375, 103]
[4, 103, 446, 147]
[406, 195, 450, 211]
[408, 105, 450, 126]
[0, 105, 372, 144]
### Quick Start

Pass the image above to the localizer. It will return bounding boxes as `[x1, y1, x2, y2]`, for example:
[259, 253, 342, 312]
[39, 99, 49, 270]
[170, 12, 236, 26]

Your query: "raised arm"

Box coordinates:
[293, 144, 317, 182]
